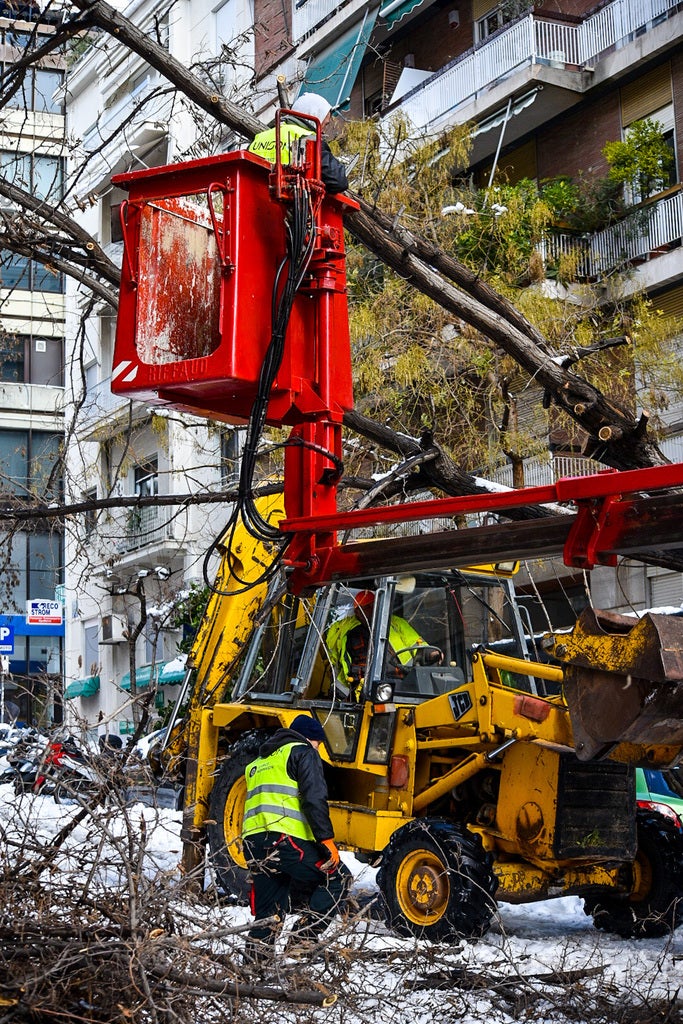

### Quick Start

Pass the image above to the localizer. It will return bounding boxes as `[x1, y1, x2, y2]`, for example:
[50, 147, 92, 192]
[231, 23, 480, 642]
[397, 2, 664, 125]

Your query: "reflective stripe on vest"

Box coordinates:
[242, 741, 316, 841]
[247, 123, 312, 165]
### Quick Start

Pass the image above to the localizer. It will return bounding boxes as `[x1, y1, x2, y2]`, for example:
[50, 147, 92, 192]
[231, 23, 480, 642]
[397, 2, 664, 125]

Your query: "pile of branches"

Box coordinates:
[0, 751, 681, 1024]
[0, 761, 339, 1023]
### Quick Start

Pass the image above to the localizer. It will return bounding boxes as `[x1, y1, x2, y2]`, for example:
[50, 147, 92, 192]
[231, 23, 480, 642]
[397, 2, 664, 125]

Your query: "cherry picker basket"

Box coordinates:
[111, 150, 356, 426]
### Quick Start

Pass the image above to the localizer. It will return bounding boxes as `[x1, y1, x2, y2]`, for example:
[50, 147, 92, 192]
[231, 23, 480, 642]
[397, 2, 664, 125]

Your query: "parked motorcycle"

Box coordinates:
[7, 733, 101, 803]
[42, 737, 101, 804]
[5, 730, 50, 795]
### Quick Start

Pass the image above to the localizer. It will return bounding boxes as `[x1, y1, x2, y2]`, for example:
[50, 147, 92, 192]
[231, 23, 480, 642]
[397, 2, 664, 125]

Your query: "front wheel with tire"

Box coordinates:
[53, 777, 100, 805]
[583, 810, 683, 938]
[377, 817, 498, 941]
[207, 729, 272, 904]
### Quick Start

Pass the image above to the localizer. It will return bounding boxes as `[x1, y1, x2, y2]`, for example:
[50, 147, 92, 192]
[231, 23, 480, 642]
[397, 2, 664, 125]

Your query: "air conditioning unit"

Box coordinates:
[100, 614, 128, 644]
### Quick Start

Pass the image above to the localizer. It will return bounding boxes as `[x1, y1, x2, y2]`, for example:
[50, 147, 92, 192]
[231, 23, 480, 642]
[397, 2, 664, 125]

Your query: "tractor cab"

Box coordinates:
[230, 565, 539, 710]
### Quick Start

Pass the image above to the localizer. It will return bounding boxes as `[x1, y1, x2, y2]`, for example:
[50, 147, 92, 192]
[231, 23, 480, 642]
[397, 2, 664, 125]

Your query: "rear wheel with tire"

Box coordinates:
[377, 817, 498, 941]
[207, 729, 272, 903]
[584, 810, 683, 938]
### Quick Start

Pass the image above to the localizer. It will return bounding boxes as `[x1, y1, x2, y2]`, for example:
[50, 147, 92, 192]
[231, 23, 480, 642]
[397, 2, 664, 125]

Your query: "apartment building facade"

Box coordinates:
[0, 4, 66, 727]
[59, 0, 682, 736]
[62, 0, 255, 738]
[251, 0, 683, 620]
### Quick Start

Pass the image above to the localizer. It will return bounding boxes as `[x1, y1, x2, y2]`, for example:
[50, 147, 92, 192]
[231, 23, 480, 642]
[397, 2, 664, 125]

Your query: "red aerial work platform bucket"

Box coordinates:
[111, 150, 356, 426]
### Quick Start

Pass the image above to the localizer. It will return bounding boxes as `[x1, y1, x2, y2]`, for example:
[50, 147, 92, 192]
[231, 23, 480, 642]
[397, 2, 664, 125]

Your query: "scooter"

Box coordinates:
[41, 737, 101, 804]
[8, 733, 100, 803]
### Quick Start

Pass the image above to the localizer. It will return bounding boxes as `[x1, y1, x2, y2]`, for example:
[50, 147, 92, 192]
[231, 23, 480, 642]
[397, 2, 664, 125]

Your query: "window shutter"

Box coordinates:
[472, 0, 494, 21]
[382, 60, 402, 107]
[620, 63, 672, 127]
[648, 571, 683, 609]
[652, 284, 683, 320]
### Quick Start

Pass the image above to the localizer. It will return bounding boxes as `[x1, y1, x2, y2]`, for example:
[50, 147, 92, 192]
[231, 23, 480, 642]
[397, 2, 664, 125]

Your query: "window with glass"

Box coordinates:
[0, 252, 63, 292]
[0, 333, 24, 382]
[0, 334, 64, 384]
[134, 457, 159, 498]
[1, 65, 64, 113]
[221, 428, 244, 484]
[0, 150, 64, 200]
[475, 3, 531, 43]
[3, 527, 63, 614]
[0, 429, 62, 500]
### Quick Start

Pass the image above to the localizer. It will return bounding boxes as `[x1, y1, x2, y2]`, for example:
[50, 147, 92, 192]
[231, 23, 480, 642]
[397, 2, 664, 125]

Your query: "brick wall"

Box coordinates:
[672, 50, 683, 183]
[536, 92, 621, 181]
[254, 0, 291, 79]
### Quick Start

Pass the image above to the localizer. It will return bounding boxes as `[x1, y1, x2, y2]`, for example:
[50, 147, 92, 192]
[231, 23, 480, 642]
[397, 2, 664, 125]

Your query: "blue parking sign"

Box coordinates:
[0, 624, 14, 654]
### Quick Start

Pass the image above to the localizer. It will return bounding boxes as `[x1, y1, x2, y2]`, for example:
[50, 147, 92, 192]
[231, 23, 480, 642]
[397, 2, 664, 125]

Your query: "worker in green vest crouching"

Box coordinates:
[242, 714, 350, 962]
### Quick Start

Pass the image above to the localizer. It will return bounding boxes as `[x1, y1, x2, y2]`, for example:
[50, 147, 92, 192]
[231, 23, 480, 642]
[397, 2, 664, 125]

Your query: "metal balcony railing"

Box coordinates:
[381, 0, 680, 138]
[490, 455, 607, 490]
[117, 504, 178, 553]
[542, 189, 683, 279]
[292, 0, 365, 42]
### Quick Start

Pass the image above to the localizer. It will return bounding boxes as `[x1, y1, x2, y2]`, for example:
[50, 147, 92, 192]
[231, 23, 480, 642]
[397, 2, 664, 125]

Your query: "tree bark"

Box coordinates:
[67, 1, 669, 472]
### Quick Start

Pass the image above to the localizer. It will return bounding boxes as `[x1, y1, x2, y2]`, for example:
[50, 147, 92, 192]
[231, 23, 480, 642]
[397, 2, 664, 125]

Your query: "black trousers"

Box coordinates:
[243, 832, 349, 943]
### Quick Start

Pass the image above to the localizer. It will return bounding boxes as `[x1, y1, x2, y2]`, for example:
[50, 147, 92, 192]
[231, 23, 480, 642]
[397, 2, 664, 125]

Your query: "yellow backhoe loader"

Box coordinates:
[154, 503, 683, 942]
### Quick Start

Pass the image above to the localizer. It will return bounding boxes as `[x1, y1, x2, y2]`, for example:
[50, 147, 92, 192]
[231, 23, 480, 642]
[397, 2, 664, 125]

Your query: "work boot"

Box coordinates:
[283, 934, 321, 960]
[241, 937, 275, 973]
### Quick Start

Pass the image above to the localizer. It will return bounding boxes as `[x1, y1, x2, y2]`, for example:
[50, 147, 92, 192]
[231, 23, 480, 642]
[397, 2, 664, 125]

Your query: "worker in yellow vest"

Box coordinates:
[327, 589, 439, 699]
[248, 92, 348, 193]
[242, 714, 348, 960]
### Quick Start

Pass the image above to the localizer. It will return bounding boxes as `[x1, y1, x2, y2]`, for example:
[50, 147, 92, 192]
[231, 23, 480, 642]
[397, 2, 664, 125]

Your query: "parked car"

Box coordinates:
[636, 767, 683, 831]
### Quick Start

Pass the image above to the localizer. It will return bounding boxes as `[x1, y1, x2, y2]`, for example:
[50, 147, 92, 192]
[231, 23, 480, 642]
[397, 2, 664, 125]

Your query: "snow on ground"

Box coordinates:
[2, 786, 682, 1024]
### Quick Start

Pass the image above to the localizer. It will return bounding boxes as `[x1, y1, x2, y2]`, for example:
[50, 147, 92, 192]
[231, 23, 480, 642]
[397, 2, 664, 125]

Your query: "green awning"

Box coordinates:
[380, 0, 429, 28]
[300, 7, 379, 111]
[120, 664, 154, 691]
[157, 660, 187, 686]
[64, 675, 100, 699]
[120, 660, 186, 691]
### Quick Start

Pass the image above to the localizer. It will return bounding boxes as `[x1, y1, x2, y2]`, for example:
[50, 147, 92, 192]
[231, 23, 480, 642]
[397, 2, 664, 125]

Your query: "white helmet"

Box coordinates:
[293, 92, 332, 122]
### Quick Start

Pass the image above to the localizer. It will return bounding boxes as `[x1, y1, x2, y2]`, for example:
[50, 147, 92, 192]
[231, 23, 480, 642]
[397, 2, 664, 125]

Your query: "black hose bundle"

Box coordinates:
[202, 179, 318, 594]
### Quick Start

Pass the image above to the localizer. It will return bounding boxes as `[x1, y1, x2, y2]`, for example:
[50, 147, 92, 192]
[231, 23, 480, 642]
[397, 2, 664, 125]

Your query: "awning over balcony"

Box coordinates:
[380, 0, 430, 27]
[64, 675, 100, 699]
[300, 6, 379, 110]
[157, 658, 187, 685]
[120, 659, 186, 691]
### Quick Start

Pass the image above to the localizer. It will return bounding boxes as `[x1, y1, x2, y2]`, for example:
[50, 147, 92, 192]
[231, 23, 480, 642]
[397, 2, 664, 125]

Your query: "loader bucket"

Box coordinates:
[549, 608, 683, 760]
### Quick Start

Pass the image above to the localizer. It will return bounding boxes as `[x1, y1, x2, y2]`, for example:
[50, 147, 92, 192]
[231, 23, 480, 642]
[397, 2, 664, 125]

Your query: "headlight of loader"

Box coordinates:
[371, 680, 395, 704]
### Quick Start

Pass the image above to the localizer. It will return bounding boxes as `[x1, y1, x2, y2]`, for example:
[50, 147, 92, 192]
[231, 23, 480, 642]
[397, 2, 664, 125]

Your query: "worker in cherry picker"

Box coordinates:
[248, 92, 348, 194]
[326, 590, 440, 700]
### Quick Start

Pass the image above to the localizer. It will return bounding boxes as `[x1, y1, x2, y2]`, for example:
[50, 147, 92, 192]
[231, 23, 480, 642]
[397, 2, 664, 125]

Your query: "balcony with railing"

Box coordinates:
[117, 504, 181, 554]
[87, 503, 185, 566]
[380, 0, 680, 139]
[542, 187, 683, 280]
[293, 0, 367, 43]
